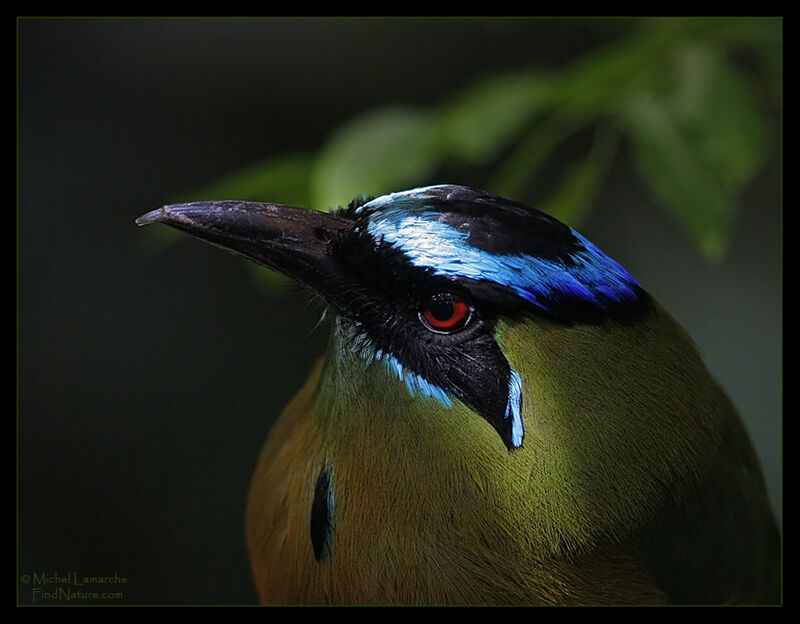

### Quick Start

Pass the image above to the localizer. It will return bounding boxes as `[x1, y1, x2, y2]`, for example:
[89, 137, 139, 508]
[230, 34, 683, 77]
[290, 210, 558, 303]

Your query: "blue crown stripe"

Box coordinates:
[365, 210, 640, 315]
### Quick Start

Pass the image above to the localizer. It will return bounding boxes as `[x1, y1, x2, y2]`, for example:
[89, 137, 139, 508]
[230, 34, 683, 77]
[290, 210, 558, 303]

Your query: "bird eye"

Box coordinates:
[419, 293, 472, 333]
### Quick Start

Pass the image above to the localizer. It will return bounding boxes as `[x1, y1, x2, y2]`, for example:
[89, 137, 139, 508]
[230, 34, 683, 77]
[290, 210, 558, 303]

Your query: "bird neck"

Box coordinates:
[314, 317, 470, 448]
[311, 307, 734, 555]
[492, 304, 734, 550]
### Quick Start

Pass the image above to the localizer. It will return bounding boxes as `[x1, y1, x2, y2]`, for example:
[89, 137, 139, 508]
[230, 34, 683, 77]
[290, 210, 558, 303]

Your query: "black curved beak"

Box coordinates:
[136, 201, 351, 289]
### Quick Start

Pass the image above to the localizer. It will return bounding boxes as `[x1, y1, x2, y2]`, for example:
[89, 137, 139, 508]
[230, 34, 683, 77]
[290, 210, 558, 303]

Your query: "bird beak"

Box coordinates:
[135, 200, 352, 291]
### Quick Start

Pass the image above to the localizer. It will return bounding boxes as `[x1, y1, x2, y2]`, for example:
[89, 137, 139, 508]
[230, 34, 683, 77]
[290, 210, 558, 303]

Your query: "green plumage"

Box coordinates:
[137, 188, 780, 605]
[245, 306, 779, 604]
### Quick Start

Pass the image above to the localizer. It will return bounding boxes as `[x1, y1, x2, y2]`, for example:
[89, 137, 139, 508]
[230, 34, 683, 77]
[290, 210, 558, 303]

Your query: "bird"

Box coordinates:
[136, 184, 780, 605]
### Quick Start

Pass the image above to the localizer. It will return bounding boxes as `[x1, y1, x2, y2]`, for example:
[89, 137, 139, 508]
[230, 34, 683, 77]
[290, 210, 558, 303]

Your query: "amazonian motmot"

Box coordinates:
[137, 184, 780, 605]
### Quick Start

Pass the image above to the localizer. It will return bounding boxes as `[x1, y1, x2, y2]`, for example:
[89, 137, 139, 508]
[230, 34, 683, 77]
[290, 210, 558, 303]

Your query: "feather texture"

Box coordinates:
[245, 305, 779, 604]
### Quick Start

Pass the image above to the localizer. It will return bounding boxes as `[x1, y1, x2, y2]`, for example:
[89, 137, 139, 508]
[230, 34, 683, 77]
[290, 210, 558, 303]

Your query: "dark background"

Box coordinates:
[18, 18, 781, 605]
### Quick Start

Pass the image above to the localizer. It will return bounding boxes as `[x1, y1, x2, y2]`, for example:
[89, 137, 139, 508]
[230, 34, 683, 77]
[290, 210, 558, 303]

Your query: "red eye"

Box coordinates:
[419, 293, 472, 333]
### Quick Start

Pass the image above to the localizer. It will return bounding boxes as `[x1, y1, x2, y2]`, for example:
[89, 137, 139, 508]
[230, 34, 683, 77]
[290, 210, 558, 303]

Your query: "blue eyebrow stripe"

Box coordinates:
[365, 208, 641, 316]
[379, 350, 454, 408]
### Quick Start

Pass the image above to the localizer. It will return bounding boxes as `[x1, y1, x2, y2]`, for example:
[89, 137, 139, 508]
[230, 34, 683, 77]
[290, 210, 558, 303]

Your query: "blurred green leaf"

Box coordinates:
[246, 262, 290, 292]
[537, 127, 619, 227]
[551, 20, 676, 117]
[174, 17, 779, 287]
[669, 44, 766, 190]
[310, 106, 442, 211]
[186, 153, 314, 207]
[623, 95, 734, 260]
[659, 18, 781, 104]
[487, 116, 582, 199]
[622, 41, 767, 260]
[138, 222, 184, 255]
[438, 70, 551, 164]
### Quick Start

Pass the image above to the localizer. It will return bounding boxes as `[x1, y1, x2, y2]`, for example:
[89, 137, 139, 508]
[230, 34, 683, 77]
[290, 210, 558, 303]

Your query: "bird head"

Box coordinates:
[137, 185, 654, 454]
[138, 185, 776, 603]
